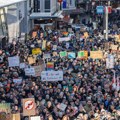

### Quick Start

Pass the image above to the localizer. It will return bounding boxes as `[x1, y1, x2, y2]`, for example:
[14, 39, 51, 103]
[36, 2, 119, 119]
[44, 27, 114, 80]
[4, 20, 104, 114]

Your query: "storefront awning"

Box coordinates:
[30, 11, 63, 19]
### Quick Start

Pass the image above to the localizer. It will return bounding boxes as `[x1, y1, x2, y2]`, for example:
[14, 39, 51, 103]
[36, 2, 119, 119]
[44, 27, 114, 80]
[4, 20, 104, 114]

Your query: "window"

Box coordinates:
[34, 0, 40, 12]
[45, 0, 50, 12]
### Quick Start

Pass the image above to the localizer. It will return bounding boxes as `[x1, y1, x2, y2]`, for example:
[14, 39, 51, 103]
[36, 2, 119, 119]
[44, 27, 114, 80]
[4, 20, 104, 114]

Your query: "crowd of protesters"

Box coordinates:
[0, 12, 120, 120]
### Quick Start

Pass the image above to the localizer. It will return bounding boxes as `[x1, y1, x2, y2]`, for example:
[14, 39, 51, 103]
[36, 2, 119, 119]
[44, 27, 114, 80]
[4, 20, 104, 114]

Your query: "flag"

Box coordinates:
[112, 71, 116, 89]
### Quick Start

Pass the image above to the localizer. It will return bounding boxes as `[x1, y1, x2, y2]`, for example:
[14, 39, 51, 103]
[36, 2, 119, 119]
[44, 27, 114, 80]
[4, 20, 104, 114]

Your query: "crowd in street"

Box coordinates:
[0, 13, 120, 120]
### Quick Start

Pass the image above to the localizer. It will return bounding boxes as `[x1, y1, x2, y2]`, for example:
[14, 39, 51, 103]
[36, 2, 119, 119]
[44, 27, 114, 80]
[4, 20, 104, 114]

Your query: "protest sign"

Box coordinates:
[53, 52, 58, 56]
[12, 113, 20, 120]
[68, 52, 76, 59]
[22, 98, 36, 116]
[84, 32, 89, 38]
[28, 57, 36, 64]
[58, 103, 67, 111]
[33, 66, 42, 77]
[60, 51, 67, 57]
[41, 71, 63, 81]
[62, 32, 68, 36]
[59, 37, 70, 42]
[13, 78, 22, 84]
[106, 55, 114, 69]
[111, 44, 118, 51]
[24, 67, 35, 76]
[90, 51, 103, 59]
[0, 113, 12, 120]
[52, 45, 57, 51]
[42, 40, 46, 50]
[78, 51, 88, 59]
[32, 31, 37, 38]
[43, 54, 51, 59]
[19, 63, 26, 69]
[47, 62, 54, 70]
[32, 48, 41, 55]
[8, 56, 20, 67]
[0, 103, 11, 113]
[30, 116, 41, 120]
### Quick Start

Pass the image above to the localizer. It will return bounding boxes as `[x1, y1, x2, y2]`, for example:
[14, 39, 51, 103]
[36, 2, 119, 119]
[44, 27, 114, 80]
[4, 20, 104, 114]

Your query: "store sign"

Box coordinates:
[96, 6, 104, 14]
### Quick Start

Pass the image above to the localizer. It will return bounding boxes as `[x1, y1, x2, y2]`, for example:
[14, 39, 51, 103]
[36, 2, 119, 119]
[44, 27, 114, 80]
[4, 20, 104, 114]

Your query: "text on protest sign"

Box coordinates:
[90, 51, 103, 59]
[41, 71, 63, 81]
[8, 56, 20, 67]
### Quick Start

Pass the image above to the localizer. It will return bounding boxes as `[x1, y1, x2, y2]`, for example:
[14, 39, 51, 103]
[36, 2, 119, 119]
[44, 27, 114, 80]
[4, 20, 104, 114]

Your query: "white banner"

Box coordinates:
[59, 37, 70, 42]
[13, 78, 22, 84]
[8, 56, 20, 67]
[30, 116, 41, 120]
[106, 55, 114, 69]
[41, 71, 63, 81]
[24, 68, 35, 76]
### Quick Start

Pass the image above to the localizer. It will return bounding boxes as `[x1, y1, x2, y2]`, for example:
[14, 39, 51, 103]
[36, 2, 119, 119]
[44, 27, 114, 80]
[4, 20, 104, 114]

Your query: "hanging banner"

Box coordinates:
[0, 103, 11, 113]
[90, 51, 103, 59]
[60, 51, 67, 57]
[63, 0, 67, 8]
[41, 71, 63, 81]
[47, 62, 54, 70]
[22, 98, 36, 116]
[32, 48, 42, 55]
[8, 56, 20, 67]
[68, 52, 76, 59]
[42, 40, 46, 50]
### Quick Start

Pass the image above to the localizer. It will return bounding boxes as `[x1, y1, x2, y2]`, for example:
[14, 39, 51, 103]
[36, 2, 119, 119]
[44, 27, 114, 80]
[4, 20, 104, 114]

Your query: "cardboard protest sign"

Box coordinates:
[43, 54, 51, 59]
[58, 103, 67, 111]
[12, 113, 20, 120]
[0, 103, 11, 113]
[42, 40, 46, 50]
[13, 78, 22, 84]
[106, 55, 114, 69]
[32, 48, 41, 55]
[47, 62, 54, 70]
[41, 71, 63, 81]
[24, 67, 35, 76]
[90, 51, 103, 59]
[30, 116, 41, 120]
[33, 66, 42, 77]
[78, 51, 88, 59]
[84, 32, 89, 38]
[19, 63, 26, 69]
[60, 51, 67, 57]
[22, 98, 36, 116]
[111, 44, 118, 51]
[0, 113, 12, 120]
[53, 52, 58, 56]
[27, 57, 36, 64]
[68, 52, 76, 59]
[32, 31, 37, 38]
[8, 56, 20, 67]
